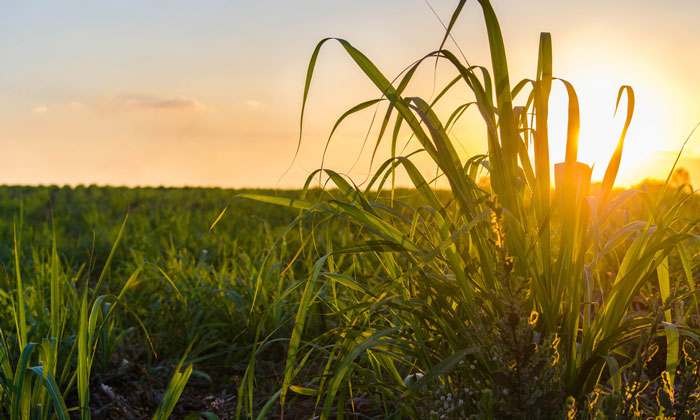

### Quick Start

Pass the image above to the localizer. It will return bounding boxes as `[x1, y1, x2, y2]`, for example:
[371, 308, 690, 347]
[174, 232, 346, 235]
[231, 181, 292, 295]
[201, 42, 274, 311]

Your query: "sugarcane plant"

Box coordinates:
[239, 0, 700, 417]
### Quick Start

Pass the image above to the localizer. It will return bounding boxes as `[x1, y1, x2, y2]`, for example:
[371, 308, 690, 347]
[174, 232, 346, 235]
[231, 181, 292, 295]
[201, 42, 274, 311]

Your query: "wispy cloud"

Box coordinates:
[82, 94, 205, 114]
[244, 99, 261, 109]
[29, 95, 200, 116]
[32, 105, 48, 115]
[118, 94, 203, 110]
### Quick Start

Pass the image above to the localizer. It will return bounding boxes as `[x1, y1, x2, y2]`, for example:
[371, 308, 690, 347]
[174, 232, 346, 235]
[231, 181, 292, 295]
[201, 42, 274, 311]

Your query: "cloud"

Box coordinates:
[32, 105, 48, 115]
[244, 99, 261, 109]
[28, 94, 200, 117]
[88, 94, 204, 113]
[121, 95, 203, 110]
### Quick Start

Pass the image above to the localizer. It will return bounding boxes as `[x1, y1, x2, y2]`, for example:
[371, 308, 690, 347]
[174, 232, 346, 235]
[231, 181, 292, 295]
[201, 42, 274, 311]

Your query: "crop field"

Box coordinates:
[0, 186, 301, 417]
[2, 1, 700, 419]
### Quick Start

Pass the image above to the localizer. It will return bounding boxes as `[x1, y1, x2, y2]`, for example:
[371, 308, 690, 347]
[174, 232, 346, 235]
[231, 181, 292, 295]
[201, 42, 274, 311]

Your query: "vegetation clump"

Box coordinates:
[241, 0, 700, 418]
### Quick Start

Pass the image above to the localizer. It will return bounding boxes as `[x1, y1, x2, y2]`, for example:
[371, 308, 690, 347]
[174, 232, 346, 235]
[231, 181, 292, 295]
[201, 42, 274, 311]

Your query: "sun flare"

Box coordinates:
[546, 74, 670, 186]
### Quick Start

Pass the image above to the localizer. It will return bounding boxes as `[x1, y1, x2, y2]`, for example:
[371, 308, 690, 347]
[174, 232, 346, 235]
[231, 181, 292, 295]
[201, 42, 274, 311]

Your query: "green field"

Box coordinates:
[1, 180, 699, 419]
[3, 1, 700, 419]
[0, 186, 303, 417]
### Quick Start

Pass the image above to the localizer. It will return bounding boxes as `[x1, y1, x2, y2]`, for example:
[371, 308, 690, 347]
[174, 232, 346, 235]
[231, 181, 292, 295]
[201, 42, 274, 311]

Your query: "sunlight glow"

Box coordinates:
[546, 75, 670, 186]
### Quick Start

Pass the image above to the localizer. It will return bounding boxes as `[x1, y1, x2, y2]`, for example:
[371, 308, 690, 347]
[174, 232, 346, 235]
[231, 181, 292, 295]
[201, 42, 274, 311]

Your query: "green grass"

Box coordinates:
[0, 184, 697, 417]
[0, 186, 309, 418]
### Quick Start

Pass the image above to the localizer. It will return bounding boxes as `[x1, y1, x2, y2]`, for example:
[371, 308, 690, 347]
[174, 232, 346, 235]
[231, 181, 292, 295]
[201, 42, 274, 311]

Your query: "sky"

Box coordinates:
[1, 0, 699, 188]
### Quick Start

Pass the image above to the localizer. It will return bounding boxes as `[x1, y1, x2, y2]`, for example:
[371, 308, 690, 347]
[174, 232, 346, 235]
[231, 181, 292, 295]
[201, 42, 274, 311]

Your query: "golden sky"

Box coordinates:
[1, 1, 699, 188]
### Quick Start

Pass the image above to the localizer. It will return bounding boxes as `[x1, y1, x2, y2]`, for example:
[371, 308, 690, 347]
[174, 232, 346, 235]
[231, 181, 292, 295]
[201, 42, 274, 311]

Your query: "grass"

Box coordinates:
[0, 187, 307, 418]
[0, 0, 699, 419]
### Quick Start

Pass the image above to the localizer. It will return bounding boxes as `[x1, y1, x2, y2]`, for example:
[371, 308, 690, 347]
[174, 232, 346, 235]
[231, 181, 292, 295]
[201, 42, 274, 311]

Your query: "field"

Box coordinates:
[3, 1, 700, 419]
[0, 186, 300, 417]
[1, 180, 699, 419]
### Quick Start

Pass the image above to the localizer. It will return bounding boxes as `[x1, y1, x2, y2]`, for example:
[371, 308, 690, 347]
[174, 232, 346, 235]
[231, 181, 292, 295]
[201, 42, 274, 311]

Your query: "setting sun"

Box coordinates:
[545, 74, 670, 186]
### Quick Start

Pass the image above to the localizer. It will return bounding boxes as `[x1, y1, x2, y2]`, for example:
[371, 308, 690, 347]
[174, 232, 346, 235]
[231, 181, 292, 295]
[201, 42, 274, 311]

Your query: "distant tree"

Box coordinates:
[670, 167, 692, 190]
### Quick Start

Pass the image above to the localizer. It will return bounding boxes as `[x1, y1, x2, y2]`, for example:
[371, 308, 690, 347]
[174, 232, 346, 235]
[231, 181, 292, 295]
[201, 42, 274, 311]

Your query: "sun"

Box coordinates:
[545, 75, 669, 185]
